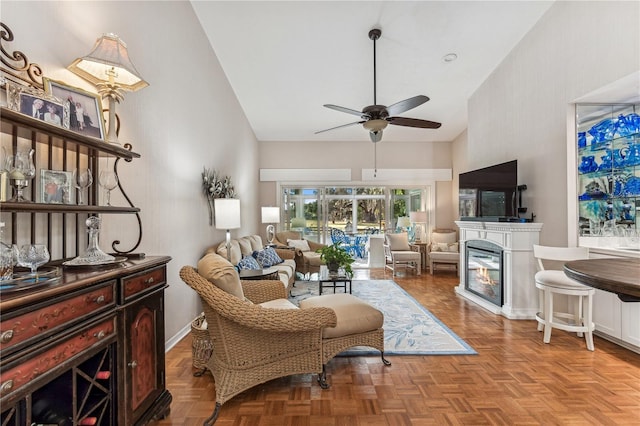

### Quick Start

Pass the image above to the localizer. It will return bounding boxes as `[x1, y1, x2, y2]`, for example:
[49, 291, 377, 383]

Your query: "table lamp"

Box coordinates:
[68, 33, 148, 145]
[261, 207, 280, 246]
[396, 216, 411, 232]
[410, 211, 428, 242]
[214, 198, 241, 262]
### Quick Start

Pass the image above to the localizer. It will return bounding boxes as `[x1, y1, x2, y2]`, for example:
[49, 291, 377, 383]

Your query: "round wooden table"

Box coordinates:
[564, 258, 640, 302]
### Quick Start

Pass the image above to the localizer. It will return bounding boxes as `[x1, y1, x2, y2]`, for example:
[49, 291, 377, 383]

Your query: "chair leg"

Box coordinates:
[381, 352, 391, 366]
[204, 402, 221, 426]
[576, 295, 584, 338]
[543, 290, 553, 344]
[318, 365, 330, 389]
[537, 288, 545, 332]
[584, 294, 595, 351]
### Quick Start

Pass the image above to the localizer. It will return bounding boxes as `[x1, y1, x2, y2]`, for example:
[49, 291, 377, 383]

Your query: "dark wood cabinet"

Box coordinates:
[0, 257, 172, 426]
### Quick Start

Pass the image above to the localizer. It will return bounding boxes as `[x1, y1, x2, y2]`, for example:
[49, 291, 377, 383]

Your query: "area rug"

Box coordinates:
[289, 279, 477, 356]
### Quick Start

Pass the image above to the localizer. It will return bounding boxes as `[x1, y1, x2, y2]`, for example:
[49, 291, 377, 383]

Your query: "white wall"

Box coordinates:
[258, 139, 455, 231]
[2, 1, 260, 344]
[458, 1, 640, 246]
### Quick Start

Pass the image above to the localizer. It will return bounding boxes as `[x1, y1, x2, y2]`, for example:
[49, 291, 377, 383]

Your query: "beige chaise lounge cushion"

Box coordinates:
[300, 294, 384, 338]
[197, 252, 244, 299]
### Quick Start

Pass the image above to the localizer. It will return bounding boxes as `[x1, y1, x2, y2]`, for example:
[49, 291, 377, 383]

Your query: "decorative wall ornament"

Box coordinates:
[202, 168, 235, 225]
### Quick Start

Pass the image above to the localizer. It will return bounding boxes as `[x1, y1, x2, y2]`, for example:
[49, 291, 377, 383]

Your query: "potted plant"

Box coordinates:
[317, 243, 354, 277]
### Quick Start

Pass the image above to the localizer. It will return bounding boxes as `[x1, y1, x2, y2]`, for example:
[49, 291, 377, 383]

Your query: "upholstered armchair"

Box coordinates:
[428, 229, 460, 275]
[383, 232, 421, 276]
[273, 230, 327, 278]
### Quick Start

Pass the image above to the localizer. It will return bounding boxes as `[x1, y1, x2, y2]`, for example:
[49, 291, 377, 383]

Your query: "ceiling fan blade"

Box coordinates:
[323, 104, 369, 118]
[388, 116, 442, 129]
[315, 120, 366, 134]
[386, 95, 430, 116]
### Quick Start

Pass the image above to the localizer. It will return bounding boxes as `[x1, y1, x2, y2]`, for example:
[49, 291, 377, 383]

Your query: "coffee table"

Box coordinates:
[318, 267, 352, 295]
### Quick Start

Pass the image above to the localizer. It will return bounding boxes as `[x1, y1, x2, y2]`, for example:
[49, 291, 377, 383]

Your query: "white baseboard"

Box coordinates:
[165, 321, 192, 353]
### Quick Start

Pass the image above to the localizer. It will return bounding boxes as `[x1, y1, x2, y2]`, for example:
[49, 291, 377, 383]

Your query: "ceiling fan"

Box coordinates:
[316, 28, 441, 143]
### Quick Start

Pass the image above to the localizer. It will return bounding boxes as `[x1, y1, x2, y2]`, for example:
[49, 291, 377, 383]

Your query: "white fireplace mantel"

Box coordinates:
[455, 221, 544, 319]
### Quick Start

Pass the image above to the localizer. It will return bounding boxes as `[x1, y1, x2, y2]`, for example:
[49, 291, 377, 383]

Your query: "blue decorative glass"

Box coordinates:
[577, 132, 587, 148]
[623, 143, 640, 167]
[588, 118, 618, 147]
[578, 155, 598, 174]
[623, 176, 640, 196]
[616, 113, 640, 137]
[598, 150, 613, 171]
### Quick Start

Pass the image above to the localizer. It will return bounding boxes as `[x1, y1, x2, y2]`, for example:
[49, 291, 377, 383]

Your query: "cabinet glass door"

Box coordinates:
[576, 103, 639, 248]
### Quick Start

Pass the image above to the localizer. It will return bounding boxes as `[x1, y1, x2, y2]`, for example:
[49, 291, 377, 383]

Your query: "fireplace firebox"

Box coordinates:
[465, 240, 503, 306]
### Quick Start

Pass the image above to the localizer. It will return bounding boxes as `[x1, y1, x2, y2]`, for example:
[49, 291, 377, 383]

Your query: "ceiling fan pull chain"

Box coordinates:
[374, 142, 377, 178]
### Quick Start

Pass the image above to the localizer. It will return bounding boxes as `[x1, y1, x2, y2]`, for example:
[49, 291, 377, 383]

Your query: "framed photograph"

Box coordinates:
[6, 82, 69, 129]
[40, 169, 75, 204]
[43, 77, 106, 141]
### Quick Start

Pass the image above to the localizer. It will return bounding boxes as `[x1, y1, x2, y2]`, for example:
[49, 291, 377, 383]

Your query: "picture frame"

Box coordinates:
[43, 77, 106, 141]
[6, 82, 69, 129]
[40, 169, 75, 204]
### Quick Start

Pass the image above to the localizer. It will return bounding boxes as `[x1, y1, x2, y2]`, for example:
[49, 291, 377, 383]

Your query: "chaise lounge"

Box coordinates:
[180, 253, 390, 425]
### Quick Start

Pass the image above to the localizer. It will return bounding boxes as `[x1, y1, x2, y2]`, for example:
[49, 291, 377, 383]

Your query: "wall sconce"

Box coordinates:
[214, 198, 241, 262]
[410, 211, 428, 242]
[68, 33, 148, 145]
[261, 206, 280, 246]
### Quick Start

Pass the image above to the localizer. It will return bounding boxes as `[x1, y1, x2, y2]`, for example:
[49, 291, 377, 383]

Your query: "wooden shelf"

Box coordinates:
[0, 201, 140, 214]
[0, 107, 140, 159]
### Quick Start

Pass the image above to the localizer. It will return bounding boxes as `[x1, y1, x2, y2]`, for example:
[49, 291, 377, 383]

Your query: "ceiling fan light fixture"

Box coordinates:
[369, 130, 383, 143]
[363, 119, 388, 132]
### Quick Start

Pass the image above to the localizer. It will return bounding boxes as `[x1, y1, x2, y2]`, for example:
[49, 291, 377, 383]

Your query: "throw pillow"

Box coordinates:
[252, 246, 284, 267]
[287, 239, 311, 252]
[436, 242, 449, 252]
[196, 253, 244, 299]
[237, 255, 261, 270]
[448, 242, 459, 253]
[386, 232, 410, 251]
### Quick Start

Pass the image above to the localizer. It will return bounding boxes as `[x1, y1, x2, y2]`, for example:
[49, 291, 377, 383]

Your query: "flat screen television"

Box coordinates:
[459, 160, 518, 219]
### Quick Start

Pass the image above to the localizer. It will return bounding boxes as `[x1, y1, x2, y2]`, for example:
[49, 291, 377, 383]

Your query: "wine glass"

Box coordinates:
[17, 244, 50, 277]
[98, 170, 118, 206]
[73, 168, 93, 205]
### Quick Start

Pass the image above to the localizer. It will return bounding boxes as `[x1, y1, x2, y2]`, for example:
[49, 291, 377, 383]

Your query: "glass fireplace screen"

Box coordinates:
[465, 241, 503, 306]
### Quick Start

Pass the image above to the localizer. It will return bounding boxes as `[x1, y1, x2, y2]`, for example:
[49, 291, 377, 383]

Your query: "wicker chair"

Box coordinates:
[180, 265, 337, 425]
[273, 230, 327, 277]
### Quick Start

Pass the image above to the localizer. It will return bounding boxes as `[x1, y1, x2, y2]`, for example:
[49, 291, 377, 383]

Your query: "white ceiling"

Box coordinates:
[191, 1, 555, 143]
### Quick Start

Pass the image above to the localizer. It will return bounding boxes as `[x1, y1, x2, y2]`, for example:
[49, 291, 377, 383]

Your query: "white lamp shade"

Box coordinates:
[410, 211, 428, 223]
[214, 198, 241, 229]
[261, 207, 280, 224]
[396, 216, 411, 228]
[68, 33, 148, 91]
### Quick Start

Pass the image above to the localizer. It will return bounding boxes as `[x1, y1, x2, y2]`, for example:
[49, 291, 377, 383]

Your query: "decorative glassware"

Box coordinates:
[98, 170, 118, 206]
[17, 244, 50, 276]
[73, 168, 93, 205]
[63, 217, 115, 266]
[7, 149, 36, 202]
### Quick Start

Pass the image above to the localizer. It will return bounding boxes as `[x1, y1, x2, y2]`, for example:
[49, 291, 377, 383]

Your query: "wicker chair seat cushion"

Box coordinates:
[197, 252, 244, 299]
[303, 252, 323, 266]
[259, 298, 299, 310]
[385, 232, 410, 251]
[300, 294, 383, 339]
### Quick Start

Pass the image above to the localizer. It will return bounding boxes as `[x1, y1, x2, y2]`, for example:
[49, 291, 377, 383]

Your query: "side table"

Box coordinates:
[239, 266, 279, 280]
[413, 242, 429, 271]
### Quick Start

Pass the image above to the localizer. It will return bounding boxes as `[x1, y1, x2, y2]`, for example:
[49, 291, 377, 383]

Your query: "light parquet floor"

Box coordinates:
[157, 268, 640, 425]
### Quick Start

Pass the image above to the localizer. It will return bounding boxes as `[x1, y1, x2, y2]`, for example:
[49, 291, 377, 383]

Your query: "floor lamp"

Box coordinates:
[214, 198, 241, 262]
[261, 206, 280, 246]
